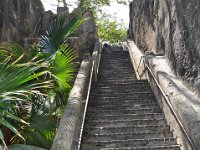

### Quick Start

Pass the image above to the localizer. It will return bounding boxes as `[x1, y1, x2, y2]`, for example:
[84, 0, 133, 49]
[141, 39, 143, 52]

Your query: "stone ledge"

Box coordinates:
[127, 40, 200, 150]
[51, 59, 91, 150]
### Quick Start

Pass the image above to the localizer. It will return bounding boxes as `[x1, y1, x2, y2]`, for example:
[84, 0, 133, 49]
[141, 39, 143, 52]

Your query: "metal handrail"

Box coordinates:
[78, 60, 95, 150]
[143, 59, 196, 150]
[78, 42, 102, 149]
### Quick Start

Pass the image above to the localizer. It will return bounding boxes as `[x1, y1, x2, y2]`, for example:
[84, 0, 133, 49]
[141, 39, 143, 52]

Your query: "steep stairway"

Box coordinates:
[81, 47, 180, 149]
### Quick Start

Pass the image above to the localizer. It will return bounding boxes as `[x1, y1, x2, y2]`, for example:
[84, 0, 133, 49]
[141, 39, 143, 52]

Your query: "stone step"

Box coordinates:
[93, 85, 152, 90]
[88, 102, 158, 108]
[98, 79, 147, 83]
[99, 77, 137, 80]
[83, 131, 173, 142]
[96, 145, 181, 150]
[90, 92, 155, 98]
[87, 103, 159, 110]
[84, 125, 171, 135]
[90, 88, 153, 93]
[89, 97, 156, 102]
[85, 118, 167, 128]
[88, 99, 158, 105]
[82, 137, 177, 149]
[95, 82, 149, 86]
[86, 113, 164, 121]
[93, 83, 151, 87]
[87, 107, 162, 115]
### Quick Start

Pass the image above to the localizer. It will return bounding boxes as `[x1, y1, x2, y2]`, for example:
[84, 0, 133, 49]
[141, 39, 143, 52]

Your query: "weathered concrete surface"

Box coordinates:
[127, 39, 147, 80]
[127, 40, 200, 150]
[0, 0, 44, 44]
[51, 58, 91, 150]
[129, 0, 200, 96]
[52, 40, 102, 149]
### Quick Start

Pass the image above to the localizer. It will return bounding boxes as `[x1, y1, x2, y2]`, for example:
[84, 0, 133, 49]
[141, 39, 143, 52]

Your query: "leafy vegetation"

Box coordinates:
[97, 16, 127, 45]
[80, 0, 128, 45]
[0, 15, 84, 149]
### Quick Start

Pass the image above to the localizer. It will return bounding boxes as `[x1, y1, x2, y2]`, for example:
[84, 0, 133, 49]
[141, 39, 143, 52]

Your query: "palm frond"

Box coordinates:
[38, 16, 86, 52]
[50, 44, 77, 102]
[0, 63, 53, 101]
[0, 42, 38, 64]
[0, 116, 25, 141]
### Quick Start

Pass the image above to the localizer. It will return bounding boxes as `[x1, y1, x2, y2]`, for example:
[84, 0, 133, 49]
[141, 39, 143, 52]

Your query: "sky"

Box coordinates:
[41, 0, 129, 27]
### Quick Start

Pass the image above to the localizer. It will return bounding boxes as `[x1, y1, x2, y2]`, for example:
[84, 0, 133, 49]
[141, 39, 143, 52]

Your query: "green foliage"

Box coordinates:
[39, 16, 85, 53]
[49, 44, 77, 106]
[80, 0, 110, 12]
[0, 15, 84, 149]
[0, 43, 38, 64]
[97, 17, 127, 45]
[116, 0, 132, 5]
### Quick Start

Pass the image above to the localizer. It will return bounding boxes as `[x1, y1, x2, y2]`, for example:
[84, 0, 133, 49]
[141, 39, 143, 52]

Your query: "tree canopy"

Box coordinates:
[97, 16, 127, 45]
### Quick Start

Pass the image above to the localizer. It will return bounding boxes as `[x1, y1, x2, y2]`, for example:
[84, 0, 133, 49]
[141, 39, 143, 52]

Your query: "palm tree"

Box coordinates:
[0, 15, 85, 149]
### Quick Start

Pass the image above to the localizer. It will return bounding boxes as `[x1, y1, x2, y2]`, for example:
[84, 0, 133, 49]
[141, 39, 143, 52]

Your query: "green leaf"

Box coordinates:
[8, 144, 46, 150]
[30, 115, 55, 131]
[0, 129, 4, 140]
[39, 15, 85, 53]
[0, 118, 25, 141]
[4, 111, 29, 125]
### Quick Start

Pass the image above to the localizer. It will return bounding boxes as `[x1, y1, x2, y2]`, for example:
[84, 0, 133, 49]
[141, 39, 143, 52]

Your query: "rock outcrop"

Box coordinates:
[129, 0, 200, 95]
[0, 0, 97, 60]
[0, 0, 44, 44]
[68, 9, 98, 60]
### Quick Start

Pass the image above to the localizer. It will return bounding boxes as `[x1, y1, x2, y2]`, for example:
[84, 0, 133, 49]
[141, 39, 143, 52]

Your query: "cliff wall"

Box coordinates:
[129, 0, 200, 94]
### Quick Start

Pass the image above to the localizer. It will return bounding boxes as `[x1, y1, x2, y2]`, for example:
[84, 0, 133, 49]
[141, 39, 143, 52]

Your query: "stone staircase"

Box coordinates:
[81, 47, 180, 150]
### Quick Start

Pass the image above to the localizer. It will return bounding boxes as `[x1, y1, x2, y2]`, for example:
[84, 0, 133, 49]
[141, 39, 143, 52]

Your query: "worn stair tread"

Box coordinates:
[86, 118, 166, 123]
[83, 137, 177, 147]
[88, 99, 158, 104]
[87, 107, 162, 114]
[83, 131, 174, 141]
[84, 119, 167, 128]
[86, 113, 164, 120]
[96, 145, 181, 150]
[87, 103, 159, 109]
[84, 125, 171, 135]
[88, 131, 173, 136]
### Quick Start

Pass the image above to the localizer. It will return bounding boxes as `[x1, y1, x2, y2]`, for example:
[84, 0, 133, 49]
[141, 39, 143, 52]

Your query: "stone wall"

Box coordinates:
[0, 0, 44, 44]
[129, 0, 200, 95]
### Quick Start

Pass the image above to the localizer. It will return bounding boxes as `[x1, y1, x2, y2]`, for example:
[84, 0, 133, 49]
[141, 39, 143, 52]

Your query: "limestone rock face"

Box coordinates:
[0, 0, 44, 44]
[0, 0, 98, 61]
[72, 10, 98, 58]
[129, 0, 200, 94]
[79, 10, 98, 56]
[67, 10, 98, 61]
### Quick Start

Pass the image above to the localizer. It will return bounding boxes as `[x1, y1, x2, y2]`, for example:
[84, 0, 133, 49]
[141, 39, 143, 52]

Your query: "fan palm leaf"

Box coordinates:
[0, 62, 54, 143]
[0, 63, 53, 101]
[48, 44, 77, 106]
[38, 16, 86, 52]
[0, 43, 39, 64]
